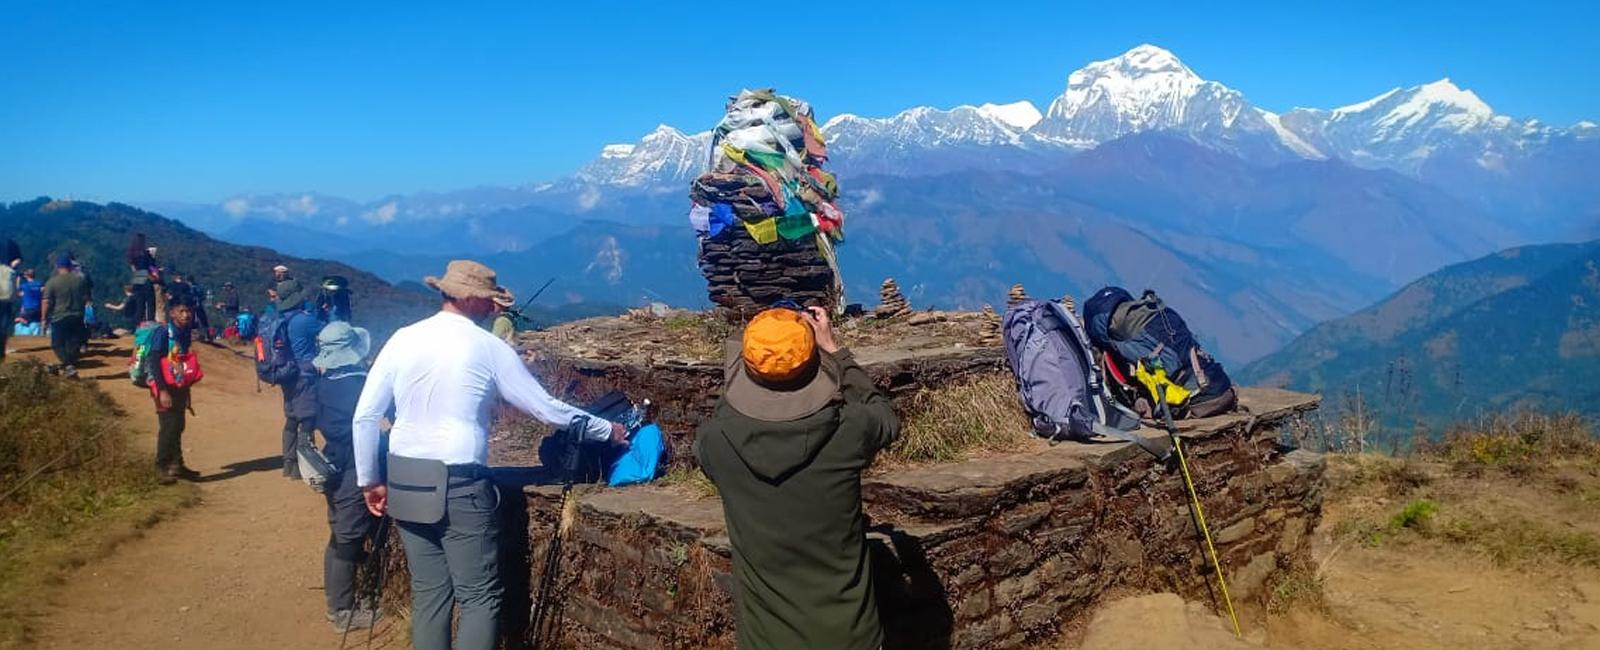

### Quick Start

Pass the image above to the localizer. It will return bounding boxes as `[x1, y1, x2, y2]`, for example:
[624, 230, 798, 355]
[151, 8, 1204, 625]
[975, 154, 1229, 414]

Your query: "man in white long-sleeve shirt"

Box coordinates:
[352, 260, 625, 650]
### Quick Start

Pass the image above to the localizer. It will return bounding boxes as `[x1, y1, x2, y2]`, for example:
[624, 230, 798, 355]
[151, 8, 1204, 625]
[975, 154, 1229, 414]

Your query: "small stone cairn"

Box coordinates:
[876, 278, 912, 319]
[1007, 283, 1030, 307]
[980, 304, 1002, 344]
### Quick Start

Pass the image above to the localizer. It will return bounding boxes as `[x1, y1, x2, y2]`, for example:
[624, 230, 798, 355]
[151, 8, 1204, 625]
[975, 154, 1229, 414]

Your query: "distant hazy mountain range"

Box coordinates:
[1241, 239, 1600, 422]
[141, 44, 1598, 365]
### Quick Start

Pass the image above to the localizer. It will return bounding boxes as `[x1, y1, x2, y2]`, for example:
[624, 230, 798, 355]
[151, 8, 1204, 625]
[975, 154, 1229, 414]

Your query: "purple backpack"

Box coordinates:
[1003, 300, 1169, 459]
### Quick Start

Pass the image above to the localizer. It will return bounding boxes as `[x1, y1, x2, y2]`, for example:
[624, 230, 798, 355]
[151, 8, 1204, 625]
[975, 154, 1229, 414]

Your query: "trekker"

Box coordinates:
[128, 234, 157, 324]
[147, 296, 201, 484]
[275, 281, 322, 479]
[0, 250, 19, 362]
[18, 268, 42, 324]
[216, 281, 240, 321]
[40, 256, 90, 377]
[351, 260, 628, 650]
[489, 293, 516, 344]
[311, 321, 382, 633]
[148, 247, 167, 323]
[695, 306, 901, 650]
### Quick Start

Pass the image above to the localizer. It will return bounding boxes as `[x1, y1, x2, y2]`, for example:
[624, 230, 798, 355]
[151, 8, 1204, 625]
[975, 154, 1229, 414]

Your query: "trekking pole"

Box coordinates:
[530, 414, 586, 650]
[1158, 382, 1243, 637]
[339, 513, 392, 650]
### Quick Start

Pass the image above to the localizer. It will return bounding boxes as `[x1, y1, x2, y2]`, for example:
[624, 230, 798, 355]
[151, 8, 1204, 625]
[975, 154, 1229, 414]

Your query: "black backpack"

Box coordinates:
[1083, 287, 1237, 419]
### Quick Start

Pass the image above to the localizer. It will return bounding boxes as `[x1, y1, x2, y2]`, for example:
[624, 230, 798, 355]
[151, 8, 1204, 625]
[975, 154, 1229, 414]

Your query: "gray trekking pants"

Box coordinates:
[396, 474, 502, 650]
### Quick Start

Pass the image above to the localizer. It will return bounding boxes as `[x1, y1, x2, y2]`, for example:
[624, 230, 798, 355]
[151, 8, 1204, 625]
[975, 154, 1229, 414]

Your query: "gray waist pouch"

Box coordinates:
[386, 454, 448, 524]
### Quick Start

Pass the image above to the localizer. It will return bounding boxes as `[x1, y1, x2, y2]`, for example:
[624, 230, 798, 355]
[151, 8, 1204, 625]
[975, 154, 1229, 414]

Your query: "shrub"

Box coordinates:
[1390, 499, 1439, 530]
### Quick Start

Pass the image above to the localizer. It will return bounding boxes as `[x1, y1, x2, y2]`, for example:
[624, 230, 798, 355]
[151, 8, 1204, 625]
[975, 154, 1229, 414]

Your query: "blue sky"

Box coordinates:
[2, 0, 1596, 203]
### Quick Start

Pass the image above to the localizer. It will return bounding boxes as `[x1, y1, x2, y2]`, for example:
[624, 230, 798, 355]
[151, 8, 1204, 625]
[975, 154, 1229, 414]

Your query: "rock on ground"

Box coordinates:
[1079, 594, 1257, 650]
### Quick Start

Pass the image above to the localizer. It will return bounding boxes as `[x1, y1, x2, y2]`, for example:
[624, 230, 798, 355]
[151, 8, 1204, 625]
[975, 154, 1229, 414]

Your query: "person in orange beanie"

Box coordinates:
[695, 305, 901, 650]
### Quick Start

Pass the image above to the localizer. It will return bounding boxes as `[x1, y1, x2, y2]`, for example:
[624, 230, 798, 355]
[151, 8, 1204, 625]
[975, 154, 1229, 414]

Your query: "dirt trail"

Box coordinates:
[13, 336, 398, 649]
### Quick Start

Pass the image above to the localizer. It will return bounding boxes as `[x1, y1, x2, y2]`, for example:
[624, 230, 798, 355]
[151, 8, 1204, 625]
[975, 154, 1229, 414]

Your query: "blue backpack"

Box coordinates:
[236, 311, 257, 340]
[608, 423, 667, 486]
[1003, 299, 1168, 459]
[253, 312, 297, 386]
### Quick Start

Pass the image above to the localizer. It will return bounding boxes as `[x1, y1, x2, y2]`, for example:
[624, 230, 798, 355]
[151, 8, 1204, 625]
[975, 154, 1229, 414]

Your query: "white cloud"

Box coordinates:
[287, 194, 319, 216]
[856, 188, 883, 208]
[222, 197, 250, 217]
[336, 216, 350, 227]
[577, 186, 602, 212]
[363, 201, 399, 225]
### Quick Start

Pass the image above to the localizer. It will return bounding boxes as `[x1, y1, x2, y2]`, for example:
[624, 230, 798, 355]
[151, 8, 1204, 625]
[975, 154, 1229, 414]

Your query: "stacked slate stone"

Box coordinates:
[698, 227, 836, 317]
[876, 278, 911, 319]
[980, 304, 1002, 345]
[1008, 283, 1030, 306]
[689, 89, 846, 318]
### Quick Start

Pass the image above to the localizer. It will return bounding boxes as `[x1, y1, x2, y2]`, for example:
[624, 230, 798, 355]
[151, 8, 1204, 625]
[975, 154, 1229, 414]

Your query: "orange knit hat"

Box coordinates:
[742, 309, 816, 382]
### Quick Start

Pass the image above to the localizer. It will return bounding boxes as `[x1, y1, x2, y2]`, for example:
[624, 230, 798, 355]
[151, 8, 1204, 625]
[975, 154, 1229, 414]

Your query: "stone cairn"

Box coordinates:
[1007, 283, 1030, 307]
[980, 304, 1002, 344]
[876, 278, 911, 319]
[699, 226, 837, 319]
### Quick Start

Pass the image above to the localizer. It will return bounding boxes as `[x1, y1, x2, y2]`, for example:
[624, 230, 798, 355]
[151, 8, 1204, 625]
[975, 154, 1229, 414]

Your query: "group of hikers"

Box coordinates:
[4, 233, 903, 650]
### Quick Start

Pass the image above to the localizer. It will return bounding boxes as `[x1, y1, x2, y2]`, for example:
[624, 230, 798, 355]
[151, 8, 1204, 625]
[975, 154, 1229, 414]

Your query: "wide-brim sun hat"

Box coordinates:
[313, 321, 372, 371]
[492, 291, 518, 308]
[723, 308, 841, 422]
[424, 260, 513, 303]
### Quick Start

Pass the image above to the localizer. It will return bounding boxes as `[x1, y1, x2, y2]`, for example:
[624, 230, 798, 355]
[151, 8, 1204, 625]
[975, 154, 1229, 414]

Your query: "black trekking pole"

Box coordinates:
[339, 513, 393, 650]
[530, 415, 586, 650]
[1156, 380, 1242, 637]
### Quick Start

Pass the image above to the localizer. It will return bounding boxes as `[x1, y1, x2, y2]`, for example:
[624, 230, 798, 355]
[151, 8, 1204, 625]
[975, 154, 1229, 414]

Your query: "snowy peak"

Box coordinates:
[977, 101, 1043, 130]
[1076, 43, 1197, 82]
[1031, 44, 1300, 159]
[577, 125, 711, 187]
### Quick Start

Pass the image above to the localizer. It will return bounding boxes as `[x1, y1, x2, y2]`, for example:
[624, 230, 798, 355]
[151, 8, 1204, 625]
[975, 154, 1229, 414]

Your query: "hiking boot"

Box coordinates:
[60, 365, 78, 379]
[174, 465, 202, 480]
[329, 608, 380, 633]
[156, 467, 179, 485]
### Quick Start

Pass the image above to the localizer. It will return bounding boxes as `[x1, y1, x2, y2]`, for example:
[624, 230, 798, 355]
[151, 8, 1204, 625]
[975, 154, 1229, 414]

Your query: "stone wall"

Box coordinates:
[527, 346, 1006, 465]
[519, 388, 1323, 649]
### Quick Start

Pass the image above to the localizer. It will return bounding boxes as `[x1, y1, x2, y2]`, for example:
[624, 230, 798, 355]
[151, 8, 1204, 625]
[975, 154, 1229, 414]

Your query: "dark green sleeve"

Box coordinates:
[834, 348, 901, 453]
[693, 420, 716, 483]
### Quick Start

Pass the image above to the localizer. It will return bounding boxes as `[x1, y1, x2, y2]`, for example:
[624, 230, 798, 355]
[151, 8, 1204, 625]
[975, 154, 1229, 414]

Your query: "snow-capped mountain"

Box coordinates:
[1281, 78, 1558, 173]
[576, 44, 1324, 186]
[576, 124, 712, 188]
[1032, 44, 1317, 160]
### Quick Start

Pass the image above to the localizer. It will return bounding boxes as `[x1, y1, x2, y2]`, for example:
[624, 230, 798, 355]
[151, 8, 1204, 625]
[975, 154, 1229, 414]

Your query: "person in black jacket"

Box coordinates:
[147, 295, 201, 484]
[311, 321, 381, 633]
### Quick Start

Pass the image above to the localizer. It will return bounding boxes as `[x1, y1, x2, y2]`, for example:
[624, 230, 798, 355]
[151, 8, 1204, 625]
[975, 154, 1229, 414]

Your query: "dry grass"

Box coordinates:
[886, 372, 1031, 465]
[0, 360, 195, 648]
[660, 466, 719, 499]
[1432, 411, 1599, 475]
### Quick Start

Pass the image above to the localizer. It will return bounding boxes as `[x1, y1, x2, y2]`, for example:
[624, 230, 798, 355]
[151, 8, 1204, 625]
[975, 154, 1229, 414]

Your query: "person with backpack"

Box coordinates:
[0, 246, 19, 362]
[39, 256, 90, 377]
[264, 281, 324, 480]
[309, 320, 382, 633]
[146, 295, 202, 484]
[350, 260, 627, 650]
[216, 282, 240, 321]
[694, 305, 901, 650]
[489, 293, 517, 344]
[127, 234, 156, 324]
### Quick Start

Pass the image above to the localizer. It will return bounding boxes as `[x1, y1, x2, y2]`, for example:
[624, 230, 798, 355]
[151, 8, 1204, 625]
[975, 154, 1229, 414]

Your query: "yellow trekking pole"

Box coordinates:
[1157, 376, 1242, 637]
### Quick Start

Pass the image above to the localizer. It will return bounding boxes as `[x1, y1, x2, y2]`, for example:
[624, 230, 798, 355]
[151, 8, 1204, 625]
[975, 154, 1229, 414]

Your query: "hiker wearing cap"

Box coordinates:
[17, 268, 42, 324]
[147, 295, 201, 484]
[351, 260, 628, 650]
[0, 246, 19, 362]
[274, 278, 323, 479]
[311, 321, 383, 633]
[39, 256, 90, 377]
[695, 305, 901, 650]
[489, 293, 516, 344]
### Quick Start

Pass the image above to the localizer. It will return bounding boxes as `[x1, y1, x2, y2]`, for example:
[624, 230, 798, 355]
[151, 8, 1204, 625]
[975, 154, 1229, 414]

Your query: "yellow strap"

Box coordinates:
[1174, 435, 1242, 637]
